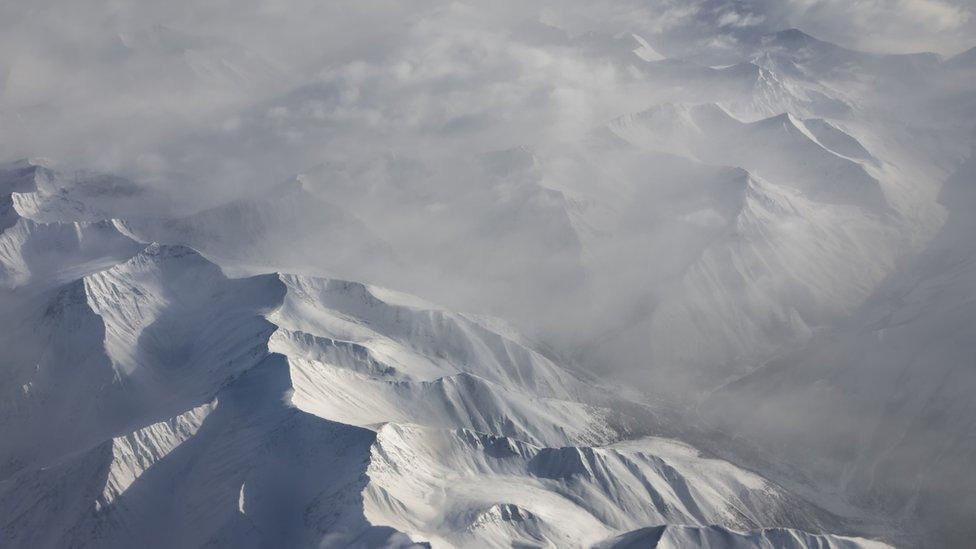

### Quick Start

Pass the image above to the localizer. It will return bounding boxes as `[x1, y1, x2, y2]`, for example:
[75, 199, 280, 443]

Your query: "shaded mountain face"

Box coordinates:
[1, 2, 974, 547]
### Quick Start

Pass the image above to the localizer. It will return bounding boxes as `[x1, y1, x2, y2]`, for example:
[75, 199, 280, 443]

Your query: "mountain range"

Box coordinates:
[1, 8, 973, 548]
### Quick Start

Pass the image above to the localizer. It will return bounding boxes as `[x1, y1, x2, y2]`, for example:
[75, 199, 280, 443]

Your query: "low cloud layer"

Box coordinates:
[2, 1, 972, 179]
[743, 0, 974, 54]
[2, 2, 975, 545]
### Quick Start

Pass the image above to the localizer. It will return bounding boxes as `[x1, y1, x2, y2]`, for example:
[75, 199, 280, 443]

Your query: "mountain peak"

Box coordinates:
[947, 45, 976, 68]
[120, 242, 220, 275]
[767, 28, 824, 47]
[140, 242, 202, 259]
[0, 159, 55, 195]
[761, 27, 845, 55]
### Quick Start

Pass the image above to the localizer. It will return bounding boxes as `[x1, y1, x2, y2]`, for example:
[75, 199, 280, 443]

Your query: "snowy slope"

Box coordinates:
[559, 105, 915, 389]
[597, 524, 890, 549]
[0, 159, 173, 224]
[364, 424, 849, 547]
[607, 104, 886, 211]
[700, 141, 976, 547]
[0, 235, 889, 548]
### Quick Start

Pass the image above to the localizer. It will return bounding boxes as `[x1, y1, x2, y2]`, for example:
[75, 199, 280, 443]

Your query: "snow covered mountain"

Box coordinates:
[700, 138, 976, 548]
[1, 2, 973, 547]
[0, 161, 890, 548]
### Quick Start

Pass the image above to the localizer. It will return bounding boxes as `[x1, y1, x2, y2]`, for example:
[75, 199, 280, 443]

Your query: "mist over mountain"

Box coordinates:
[1, 1, 974, 548]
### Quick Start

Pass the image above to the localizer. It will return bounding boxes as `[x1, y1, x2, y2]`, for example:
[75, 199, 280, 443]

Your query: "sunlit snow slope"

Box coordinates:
[0, 160, 889, 548]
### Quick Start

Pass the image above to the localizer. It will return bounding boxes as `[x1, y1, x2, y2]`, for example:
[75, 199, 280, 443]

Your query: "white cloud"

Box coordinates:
[760, 0, 975, 53]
